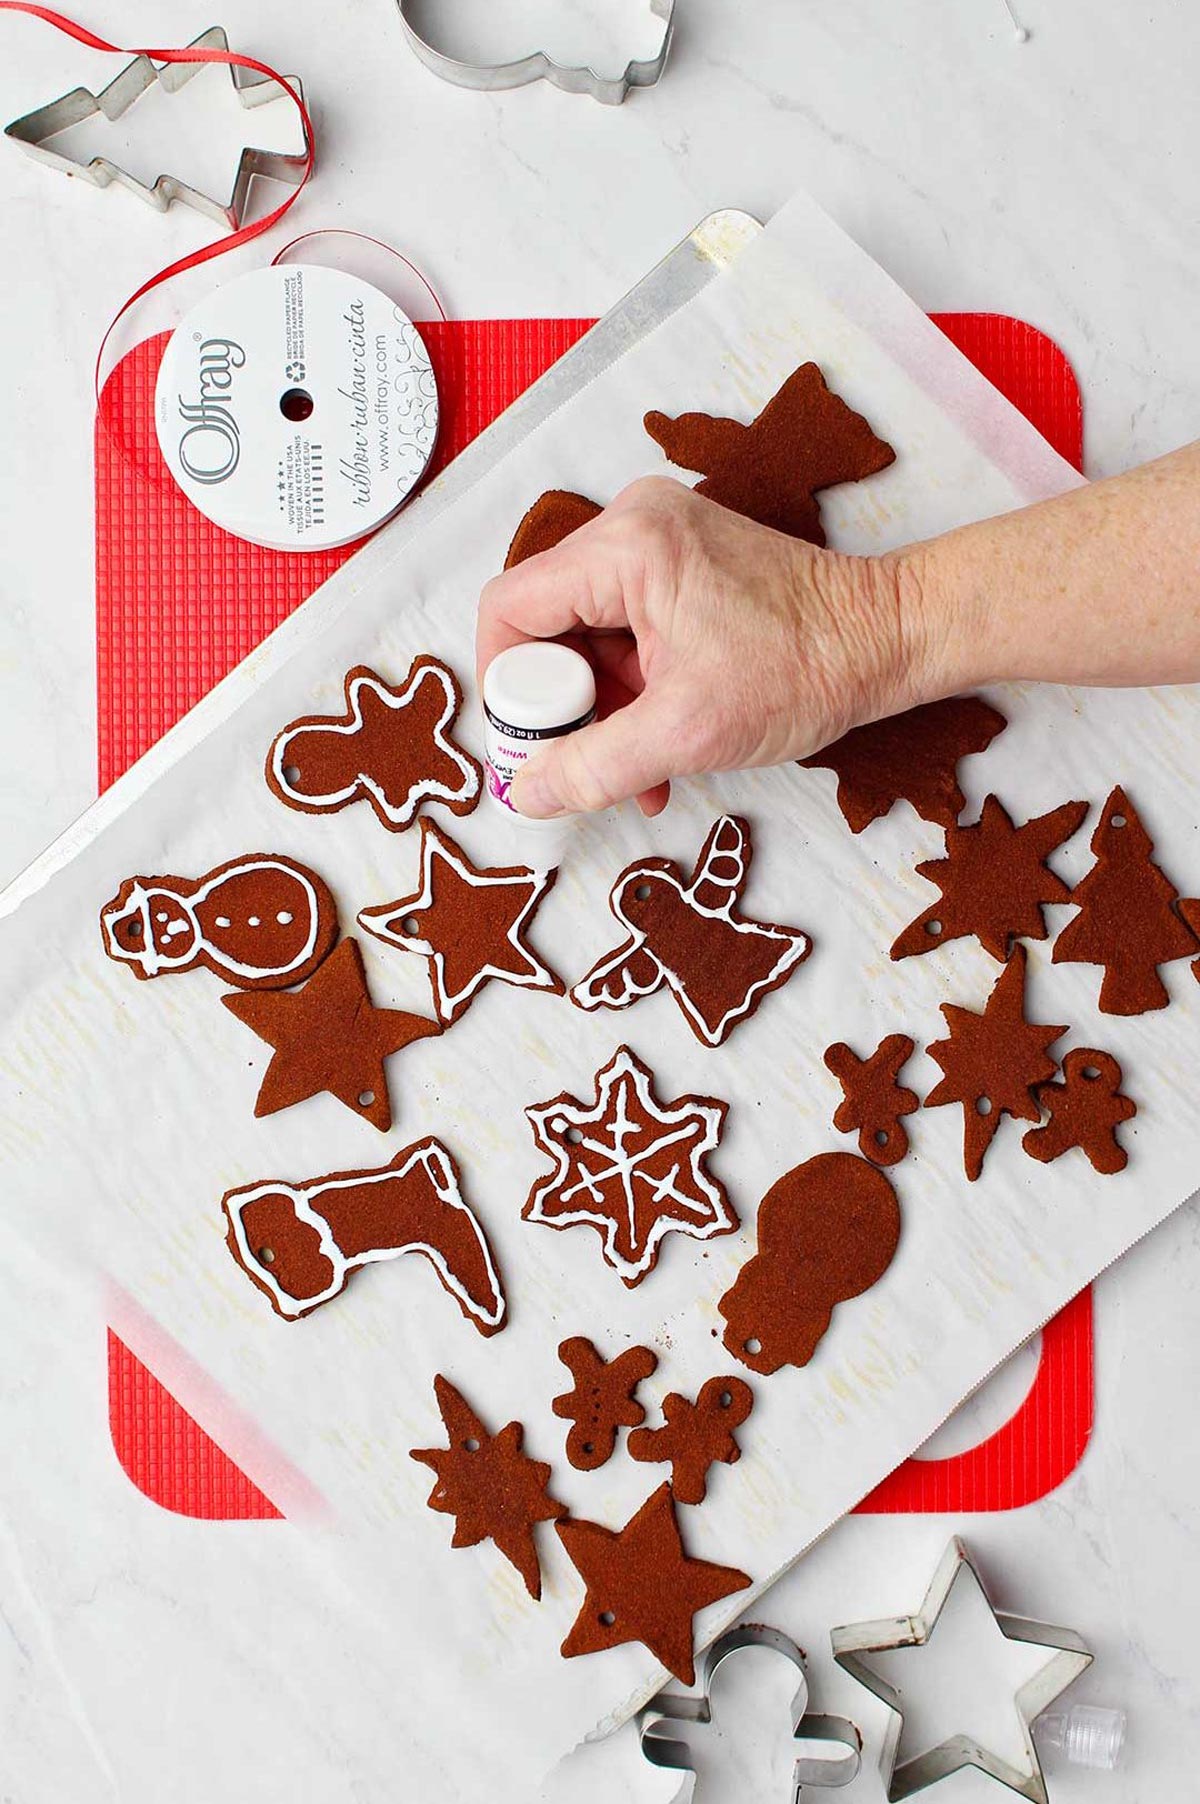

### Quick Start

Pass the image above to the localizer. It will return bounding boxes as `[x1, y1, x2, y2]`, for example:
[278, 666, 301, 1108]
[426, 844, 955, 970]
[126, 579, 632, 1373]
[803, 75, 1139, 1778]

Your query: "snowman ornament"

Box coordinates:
[101, 854, 339, 990]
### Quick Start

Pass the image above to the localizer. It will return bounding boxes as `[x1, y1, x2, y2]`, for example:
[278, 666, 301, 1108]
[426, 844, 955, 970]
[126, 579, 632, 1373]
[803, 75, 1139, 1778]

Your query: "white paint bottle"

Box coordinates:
[482, 642, 597, 823]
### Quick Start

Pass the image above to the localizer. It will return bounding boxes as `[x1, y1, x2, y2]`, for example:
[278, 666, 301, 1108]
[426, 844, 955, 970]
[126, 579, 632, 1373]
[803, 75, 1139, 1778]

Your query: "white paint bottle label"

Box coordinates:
[482, 642, 596, 818]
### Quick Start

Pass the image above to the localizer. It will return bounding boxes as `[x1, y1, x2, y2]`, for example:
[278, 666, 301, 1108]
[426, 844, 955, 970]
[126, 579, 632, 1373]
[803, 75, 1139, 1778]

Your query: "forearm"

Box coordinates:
[896, 441, 1200, 699]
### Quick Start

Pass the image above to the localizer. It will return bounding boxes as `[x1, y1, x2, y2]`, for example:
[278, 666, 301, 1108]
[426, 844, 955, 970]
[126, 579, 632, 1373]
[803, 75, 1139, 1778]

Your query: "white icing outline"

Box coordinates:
[268, 659, 480, 829]
[223, 1137, 505, 1329]
[357, 820, 559, 1024]
[524, 1046, 733, 1285]
[571, 816, 811, 1046]
[101, 858, 324, 983]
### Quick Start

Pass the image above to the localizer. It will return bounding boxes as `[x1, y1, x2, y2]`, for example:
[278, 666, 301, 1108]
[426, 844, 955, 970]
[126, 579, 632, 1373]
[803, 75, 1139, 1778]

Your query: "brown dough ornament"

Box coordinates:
[824, 1034, 919, 1167]
[101, 854, 338, 990]
[552, 1336, 658, 1472]
[222, 938, 440, 1131]
[411, 1375, 566, 1601]
[1023, 1049, 1136, 1175]
[801, 696, 1007, 834]
[1053, 786, 1199, 1014]
[266, 657, 481, 832]
[358, 819, 564, 1027]
[924, 945, 1066, 1181]
[891, 795, 1088, 963]
[524, 1046, 736, 1287]
[505, 490, 603, 566]
[222, 1138, 506, 1332]
[556, 1483, 751, 1685]
[718, 1153, 901, 1375]
[643, 362, 895, 546]
[571, 815, 811, 1047]
[627, 1377, 754, 1506]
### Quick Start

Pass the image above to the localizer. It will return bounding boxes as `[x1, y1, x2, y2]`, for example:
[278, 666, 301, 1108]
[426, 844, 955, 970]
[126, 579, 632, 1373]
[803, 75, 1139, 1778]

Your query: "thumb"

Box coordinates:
[510, 694, 682, 819]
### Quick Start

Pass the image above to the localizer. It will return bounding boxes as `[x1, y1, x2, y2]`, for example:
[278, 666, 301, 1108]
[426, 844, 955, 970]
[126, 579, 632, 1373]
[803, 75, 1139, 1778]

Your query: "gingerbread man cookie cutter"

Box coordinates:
[5, 26, 307, 230]
[640, 1623, 861, 1802]
[395, 0, 675, 106]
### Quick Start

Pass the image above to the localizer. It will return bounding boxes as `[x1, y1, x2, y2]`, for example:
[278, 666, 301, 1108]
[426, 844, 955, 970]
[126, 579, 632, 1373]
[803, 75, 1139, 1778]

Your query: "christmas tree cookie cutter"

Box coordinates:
[831, 1537, 1092, 1802]
[395, 0, 675, 105]
[640, 1623, 862, 1801]
[5, 26, 307, 229]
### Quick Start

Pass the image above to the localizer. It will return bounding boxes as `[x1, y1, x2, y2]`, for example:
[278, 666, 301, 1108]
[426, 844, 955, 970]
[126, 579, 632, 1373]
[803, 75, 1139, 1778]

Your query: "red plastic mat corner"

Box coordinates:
[96, 310, 1091, 1517]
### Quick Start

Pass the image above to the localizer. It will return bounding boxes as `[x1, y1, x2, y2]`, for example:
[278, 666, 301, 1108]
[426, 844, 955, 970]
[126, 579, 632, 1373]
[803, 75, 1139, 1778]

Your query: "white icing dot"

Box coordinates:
[155, 911, 168, 923]
[248, 916, 261, 927]
[215, 916, 231, 929]
[277, 911, 293, 925]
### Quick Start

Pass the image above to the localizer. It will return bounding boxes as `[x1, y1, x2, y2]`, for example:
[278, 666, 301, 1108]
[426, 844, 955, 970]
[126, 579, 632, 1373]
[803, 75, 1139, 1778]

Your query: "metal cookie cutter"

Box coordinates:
[640, 1623, 862, 1802]
[5, 26, 307, 229]
[831, 1537, 1092, 1803]
[396, 0, 674, 105]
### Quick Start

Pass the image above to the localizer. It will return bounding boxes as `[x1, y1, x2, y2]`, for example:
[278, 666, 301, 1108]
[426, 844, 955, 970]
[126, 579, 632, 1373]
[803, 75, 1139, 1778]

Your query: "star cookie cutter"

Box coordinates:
[831, 1537, 1092, 1802]
[640, 1623, 862, 1802]
[395, 0, 674, 105]
[5, 26, 307, 229]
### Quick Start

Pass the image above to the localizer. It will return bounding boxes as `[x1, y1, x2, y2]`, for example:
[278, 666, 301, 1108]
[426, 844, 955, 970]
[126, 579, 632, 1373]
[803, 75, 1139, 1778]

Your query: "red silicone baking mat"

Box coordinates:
[95, 310, 1091, 1518]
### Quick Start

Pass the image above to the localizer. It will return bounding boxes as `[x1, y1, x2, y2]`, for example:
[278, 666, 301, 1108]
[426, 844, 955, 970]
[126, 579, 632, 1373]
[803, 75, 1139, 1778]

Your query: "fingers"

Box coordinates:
[475, 525, 633, 689]
[511, 692, 682, 820]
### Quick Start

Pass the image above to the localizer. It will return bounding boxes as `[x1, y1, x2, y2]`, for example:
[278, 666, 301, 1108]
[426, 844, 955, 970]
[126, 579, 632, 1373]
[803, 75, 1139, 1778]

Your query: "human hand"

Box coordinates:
[476, 476, 932, 818]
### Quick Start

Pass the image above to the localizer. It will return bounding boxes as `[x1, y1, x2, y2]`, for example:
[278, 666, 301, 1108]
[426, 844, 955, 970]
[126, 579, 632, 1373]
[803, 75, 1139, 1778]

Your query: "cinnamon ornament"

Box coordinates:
[411, 1375, 565, 1600]
[627, 1377, 754, 1505]
[556, 1483, 751, 1685]
[505, 490, 602, 566]
[824, 1035, 919, 1167]
[801, 696, 1007, 834]
[1023, 1050, 1136, 1175]
[890, 796, 1088, 963]
[924, 945, 1066, 1180]
[718, 1153, 901, 1375]
[221, 938, 439, 1131]
[552, 1336, 658, 1471]
[1053, 787, 1198, 1014]
[644, 362, 895, 546]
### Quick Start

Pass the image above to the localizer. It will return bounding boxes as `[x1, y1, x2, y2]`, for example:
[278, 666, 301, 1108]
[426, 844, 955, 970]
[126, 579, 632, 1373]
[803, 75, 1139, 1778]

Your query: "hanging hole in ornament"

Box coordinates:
[634, 882, 652, 901]
[565, 1125, 584, 1145]
[1111, 813, 1127, 828]
[283, 765, 301, 786]
[925, 918, 943, 936]
[258, 1246, 276, 1266]
[874, 1129, 889, 1147]
[744, 1337, 762, 1356]
[279, 387, 314, 422]
[582, 1440, 595, 1456]
[598, 1610, 616, 1626]
[358, 1091, 375, 1108]
[1082, 1065, 1101, 1081]
[402, 916, 422, 937]
[976, 1096, 993, 1116]
[463, 1437, 480, 1453]
[718, 1389, 733, 1409]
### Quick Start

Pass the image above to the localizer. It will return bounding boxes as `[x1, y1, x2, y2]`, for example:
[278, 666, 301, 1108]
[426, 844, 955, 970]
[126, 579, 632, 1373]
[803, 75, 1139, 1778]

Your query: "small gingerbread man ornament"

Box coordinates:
[824, 1034, 920, 1167]
[628, 1376, 754, 1505]
[1023, 1049, 1136, 1175]
[552, 1336, 658, 1471]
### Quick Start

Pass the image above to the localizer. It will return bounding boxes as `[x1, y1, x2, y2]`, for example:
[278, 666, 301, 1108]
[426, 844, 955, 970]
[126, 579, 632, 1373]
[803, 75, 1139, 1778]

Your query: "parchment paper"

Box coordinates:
[3, 190, 1198, 1795]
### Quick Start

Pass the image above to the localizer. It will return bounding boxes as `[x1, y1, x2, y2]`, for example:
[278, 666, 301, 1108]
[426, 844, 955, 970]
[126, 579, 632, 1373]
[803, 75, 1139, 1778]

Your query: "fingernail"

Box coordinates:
[511, 765, 566, 820]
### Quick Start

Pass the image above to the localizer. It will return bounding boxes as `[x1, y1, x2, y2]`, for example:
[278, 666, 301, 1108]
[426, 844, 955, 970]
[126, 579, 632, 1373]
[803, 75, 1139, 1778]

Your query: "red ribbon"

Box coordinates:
[0, 4, 315, 394]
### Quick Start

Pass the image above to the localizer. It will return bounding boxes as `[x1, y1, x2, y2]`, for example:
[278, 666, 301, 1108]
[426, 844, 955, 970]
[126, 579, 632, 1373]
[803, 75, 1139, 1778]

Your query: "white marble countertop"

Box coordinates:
[1, 2, 1198, 1797]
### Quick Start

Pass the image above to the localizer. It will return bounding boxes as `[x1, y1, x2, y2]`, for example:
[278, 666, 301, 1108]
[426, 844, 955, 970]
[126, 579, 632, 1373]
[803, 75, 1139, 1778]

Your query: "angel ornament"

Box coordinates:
[570, 815, 811, 1047]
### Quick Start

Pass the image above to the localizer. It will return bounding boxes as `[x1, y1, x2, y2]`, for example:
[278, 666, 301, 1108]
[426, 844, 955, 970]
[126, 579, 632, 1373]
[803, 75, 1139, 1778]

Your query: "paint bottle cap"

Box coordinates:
[482, 642, 596, 823]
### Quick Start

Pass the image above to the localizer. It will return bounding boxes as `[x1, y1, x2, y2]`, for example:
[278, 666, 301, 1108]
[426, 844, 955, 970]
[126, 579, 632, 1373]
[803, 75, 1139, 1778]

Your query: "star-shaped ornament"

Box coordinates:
[832, 1537, 1092, 1803]
[924, 946, 1066, 1180]
[524, 1045, 735, 1286]
[891, 795, 1088, 963]
[221, 938, 440, 1131]
[557, 1483, 751, 1684]
[411, 1376, 565, 1600]
[358, 820, 564, 1026]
